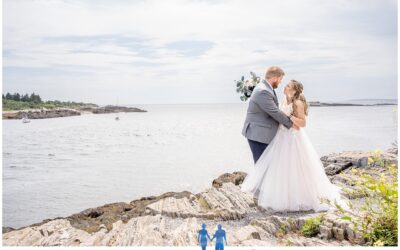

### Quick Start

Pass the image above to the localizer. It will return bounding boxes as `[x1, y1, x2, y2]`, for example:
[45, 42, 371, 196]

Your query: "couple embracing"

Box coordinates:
[240, 66, 346, 212]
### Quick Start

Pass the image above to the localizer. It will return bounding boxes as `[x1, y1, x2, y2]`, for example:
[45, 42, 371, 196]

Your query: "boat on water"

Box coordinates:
[22, 116, 30, 123]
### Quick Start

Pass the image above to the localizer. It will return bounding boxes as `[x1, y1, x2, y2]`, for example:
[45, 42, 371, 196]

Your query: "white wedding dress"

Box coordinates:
[241, 96, 345, 212]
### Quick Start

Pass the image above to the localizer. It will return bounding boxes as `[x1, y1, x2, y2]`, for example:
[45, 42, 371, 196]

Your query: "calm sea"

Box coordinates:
[2, 103, 398, 228]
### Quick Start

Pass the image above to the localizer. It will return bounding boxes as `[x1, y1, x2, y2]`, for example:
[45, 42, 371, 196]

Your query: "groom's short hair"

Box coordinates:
[265, 66, 285, 79]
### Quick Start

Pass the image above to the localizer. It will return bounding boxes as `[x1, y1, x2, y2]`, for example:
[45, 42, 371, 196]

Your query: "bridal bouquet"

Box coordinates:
[235, 72, 260, 101]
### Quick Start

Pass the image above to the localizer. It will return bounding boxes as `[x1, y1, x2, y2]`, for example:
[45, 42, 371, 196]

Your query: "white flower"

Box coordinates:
[244, 79, 255, 88]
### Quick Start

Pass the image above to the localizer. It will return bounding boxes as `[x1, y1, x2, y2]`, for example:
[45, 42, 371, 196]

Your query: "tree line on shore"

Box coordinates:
[2, 92, 97, 111]
[3, 92, 42, 103]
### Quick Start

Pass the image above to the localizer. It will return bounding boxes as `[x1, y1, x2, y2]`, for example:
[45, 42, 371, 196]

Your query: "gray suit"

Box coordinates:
[242, 79, 293, 144]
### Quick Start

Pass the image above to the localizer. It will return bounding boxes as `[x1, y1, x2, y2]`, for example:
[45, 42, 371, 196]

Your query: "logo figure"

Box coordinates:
[198, 223, 212, 250]
[211, 224, 227, 250]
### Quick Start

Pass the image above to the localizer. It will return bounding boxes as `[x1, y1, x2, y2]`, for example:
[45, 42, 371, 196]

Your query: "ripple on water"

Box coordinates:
[3, 177, 17, 181]
[8, 165, 34, 170]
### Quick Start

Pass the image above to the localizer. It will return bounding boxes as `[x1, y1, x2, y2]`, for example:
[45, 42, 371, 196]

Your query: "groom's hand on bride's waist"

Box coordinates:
[292, 124, 300, 130]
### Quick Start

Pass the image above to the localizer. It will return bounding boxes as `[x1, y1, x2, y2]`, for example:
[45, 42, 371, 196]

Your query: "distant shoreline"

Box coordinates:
[308, 101, 397, 107]
[2, 102, 396, 120]
[2, 105, 147, 120]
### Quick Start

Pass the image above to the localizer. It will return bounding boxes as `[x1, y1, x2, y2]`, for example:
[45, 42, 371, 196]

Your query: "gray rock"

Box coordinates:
[212, 171, 247, 188]
[2, 227, 15, 234]
[319, 225, 333, 240]
[91, 105, 147, 114]
[386, 147, 398, 155]
[325, 164, 349, 175]
[332, 226, 345, 241]
[3, 108, 81, 119]
[3, 149, 396, 246]
[357, 157, 368, 167]
[146, 183, 255, 220]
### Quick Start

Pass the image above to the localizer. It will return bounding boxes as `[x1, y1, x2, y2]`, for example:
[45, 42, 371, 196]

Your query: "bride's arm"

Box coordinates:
[290, 100, 306, 127]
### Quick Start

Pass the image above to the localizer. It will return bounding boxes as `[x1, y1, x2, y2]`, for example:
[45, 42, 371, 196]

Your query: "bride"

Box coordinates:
[241, 80, 346, 212]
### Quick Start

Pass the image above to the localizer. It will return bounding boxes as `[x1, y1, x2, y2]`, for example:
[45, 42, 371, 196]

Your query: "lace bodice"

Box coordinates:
[279, 96, 295, 132]
[279, 102, 293, 116]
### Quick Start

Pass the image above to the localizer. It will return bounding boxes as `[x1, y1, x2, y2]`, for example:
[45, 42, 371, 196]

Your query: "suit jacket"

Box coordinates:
[241, 79, 293, 144]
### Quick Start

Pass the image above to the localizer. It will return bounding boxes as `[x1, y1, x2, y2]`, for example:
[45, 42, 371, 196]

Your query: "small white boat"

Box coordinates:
[22, 117, 30, 123]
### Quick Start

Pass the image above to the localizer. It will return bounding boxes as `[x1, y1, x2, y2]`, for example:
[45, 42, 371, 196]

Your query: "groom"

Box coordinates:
[242, 66, 295, 164]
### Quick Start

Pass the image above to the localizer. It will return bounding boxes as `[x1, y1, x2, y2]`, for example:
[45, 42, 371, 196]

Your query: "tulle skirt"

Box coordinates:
[241, 125, 346, 212]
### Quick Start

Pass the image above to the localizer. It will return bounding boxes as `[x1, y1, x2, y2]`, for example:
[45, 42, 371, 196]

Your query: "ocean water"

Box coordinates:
[2, 104, 398, 228]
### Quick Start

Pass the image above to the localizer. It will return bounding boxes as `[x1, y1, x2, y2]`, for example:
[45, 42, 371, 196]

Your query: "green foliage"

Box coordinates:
[29, 92, 42, 103]
[235, 71, 260, 102]
[276, 223, 288, 237]
[2, 94, 98, 111]
[3, 92, 40, 102]
[300, 214, 324, 237]
[324, 149, 398, 246]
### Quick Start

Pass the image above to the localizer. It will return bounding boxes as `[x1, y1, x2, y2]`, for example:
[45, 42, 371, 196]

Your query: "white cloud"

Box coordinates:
[3, 0, 397, 104]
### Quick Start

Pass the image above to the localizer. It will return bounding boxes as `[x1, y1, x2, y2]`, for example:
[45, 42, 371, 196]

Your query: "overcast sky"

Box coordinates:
[3, 0, 398, 105]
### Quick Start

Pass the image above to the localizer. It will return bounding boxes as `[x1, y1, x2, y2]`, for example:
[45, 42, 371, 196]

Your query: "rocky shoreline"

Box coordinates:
[2, 148, 397, 246]
[2, 105, 147, 120]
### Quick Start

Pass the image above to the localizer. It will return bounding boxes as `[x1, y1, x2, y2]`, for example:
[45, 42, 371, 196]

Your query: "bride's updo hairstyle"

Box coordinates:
[290, 80, 309, 116]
